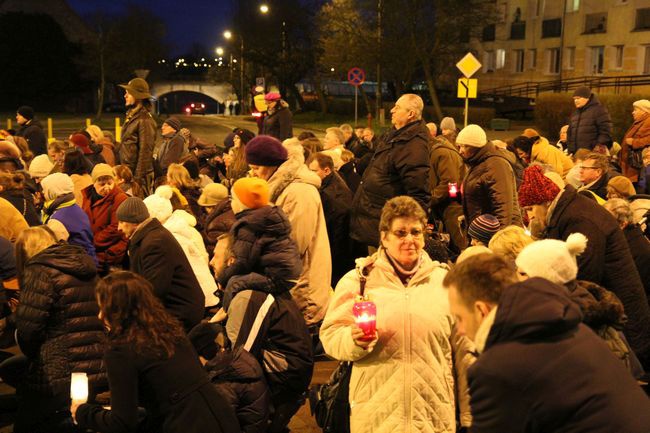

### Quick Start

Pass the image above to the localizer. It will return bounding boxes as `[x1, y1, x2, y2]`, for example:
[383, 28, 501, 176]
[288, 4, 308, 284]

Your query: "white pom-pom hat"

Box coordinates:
[515, 233, 588, 284]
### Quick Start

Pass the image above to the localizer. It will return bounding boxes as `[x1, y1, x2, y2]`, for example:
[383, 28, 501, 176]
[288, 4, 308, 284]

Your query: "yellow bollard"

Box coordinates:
[115, 118, 121, 142]
[86, 118, 91, 127]
[47, 118, 53, 140]
[6, 119, 11, 130]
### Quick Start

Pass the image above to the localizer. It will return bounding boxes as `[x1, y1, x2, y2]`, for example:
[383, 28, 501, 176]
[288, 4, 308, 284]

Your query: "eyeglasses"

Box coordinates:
[390, 228, 424, 239]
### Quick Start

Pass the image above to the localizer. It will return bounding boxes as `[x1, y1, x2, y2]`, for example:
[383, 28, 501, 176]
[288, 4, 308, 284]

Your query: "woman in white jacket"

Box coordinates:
[144, 186, 220, 307]
[320, 196, 474, 433]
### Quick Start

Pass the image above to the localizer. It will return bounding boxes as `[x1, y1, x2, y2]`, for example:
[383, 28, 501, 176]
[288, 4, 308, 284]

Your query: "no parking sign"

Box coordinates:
[347, 67, 366, 86]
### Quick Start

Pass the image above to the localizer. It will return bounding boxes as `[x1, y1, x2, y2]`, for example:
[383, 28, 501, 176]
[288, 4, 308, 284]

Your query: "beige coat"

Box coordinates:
[268, 141, 332, 325]
[320, 250, 474, 433]
[531, 137, 574, 177]
[0, 197, 29, 242]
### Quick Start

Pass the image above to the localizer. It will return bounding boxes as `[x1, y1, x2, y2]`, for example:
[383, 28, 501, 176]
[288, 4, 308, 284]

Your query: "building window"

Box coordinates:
[566, 0, 580, 13]
[565, 47, 576, 69]
[542, 18, 562, 38]
[529, 49, 537, 69]
[483, 51, 496, 72]
[546, 48, 561, 74]
[614, 45, 624, 69]
[496, 49, 506, 69]
[589, 46, 605, 75]
[514, 49, 525, 72]
[635, 8, 650, 30]
[585, 12, 607, 34]
[510, 21, 526, 40]
[482, 24, 496, 41]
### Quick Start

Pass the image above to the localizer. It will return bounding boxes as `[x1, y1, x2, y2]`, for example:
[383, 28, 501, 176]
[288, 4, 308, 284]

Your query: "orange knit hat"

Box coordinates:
[232, 177, 270, 209]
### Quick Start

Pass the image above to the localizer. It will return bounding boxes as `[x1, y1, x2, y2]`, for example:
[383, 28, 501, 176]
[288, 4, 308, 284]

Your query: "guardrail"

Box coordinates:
[5, 117, 122, 142]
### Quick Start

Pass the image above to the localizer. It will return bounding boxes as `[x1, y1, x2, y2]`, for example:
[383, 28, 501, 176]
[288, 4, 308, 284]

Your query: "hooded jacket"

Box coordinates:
[545, 185, 650, 368]
[266, 141, 332, 325]
[462, 141, 523, 228]
[16, 118, 47, 156]
[320, 250, 474, 433]
[43, 194, 97, 264]
[530, 137, 573, 177]
[350, 120, 431, 247]
[119, 104, 156, 185]
[15, 243, 106, 396]
[566, 94, 613, 154]
[469, 278, 650, 433]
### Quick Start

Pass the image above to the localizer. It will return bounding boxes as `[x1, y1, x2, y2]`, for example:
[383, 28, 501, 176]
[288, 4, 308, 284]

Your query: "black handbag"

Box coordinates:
[628, 147, 645, 170]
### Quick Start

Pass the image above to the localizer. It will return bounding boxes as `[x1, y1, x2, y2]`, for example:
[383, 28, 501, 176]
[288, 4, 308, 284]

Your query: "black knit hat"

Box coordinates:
[233, 128, 255, 144]
[164, 117, 182, 131]
[116, 197, 150, 223]
[245, 135, 288, 167]
[572, 86, 591, 98]
[17, 106, 34, 121]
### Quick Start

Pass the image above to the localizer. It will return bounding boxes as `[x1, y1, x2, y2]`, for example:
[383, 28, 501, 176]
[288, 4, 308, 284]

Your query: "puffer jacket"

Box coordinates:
[531, 137, 573, 177]
[267, 140, 332, 325]
[119, 104, 156, 185]
[263, 101, 293, 141]
[15, 243, 106, 396]
[81, 184, 129, 270]
[218, 205, 301, 291]
[350, 120, 431, 247]
[16, 118, 47, 156]
[164, 209, 219, 307]
[545, 186, 650, 369]
[620, 112, 650, 182]
[202, 198, 236, 256]
[320, 249, 474, 433]
[462, 141, 523, 228]
[566, 94, 613, 154]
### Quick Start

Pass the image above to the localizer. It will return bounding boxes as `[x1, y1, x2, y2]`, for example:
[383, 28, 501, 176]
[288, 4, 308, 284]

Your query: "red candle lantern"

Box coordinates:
[353, 296, 377, 341]
[448, 182, 458, 198]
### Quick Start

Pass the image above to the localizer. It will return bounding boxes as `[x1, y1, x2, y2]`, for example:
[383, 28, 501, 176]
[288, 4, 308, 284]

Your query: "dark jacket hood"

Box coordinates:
[206, 347, 265, 382]
[465, 141, 509, 167]
[235, 206, 291, 238]
[567, 279, 626, 330]
[486, 278, 583, 350]
[28, 243, 97, 280]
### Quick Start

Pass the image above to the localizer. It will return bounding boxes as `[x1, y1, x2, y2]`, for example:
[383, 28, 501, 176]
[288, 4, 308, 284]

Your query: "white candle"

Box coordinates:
[70, 372, 89, 403]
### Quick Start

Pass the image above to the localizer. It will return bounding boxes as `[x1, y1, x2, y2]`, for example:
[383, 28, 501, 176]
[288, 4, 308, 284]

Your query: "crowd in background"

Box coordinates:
[0, 78, 648, 433]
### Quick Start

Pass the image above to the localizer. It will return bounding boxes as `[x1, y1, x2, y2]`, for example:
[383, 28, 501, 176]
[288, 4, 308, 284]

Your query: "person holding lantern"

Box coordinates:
[320, 195, 474, 433]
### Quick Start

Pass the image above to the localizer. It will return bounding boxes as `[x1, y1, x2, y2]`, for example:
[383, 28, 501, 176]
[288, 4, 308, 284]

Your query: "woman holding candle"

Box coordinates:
[320, 196, 475, 433]
[72, 271, 239, 433]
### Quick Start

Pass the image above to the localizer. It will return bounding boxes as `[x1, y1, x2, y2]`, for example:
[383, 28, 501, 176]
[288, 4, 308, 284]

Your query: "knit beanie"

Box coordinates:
[518, 165, 561, 207]
[245, 135, 288, 166]
[633, 99, 650, 114]
[143, 193, 173, 223]
[70, 133, 92, 155]
[231, 177, 270, 211]
[116, 197, 150, 223]
[607, 176, 636, 198]
[91, 163, 115, 182]
[234, 128, 256, 144]
[573, 86, 591, 98]
[163, 117, 182, 131]
[516, 233, 587, 284]
[41, 173, 74, 201]
[28, 154, 54, 178]
[16, 106, 34, 121]
[456, 124, 487, 148]
[468, 214, 500, 245]
[440, 117, 456, 131]
[198, 182, 229, 206]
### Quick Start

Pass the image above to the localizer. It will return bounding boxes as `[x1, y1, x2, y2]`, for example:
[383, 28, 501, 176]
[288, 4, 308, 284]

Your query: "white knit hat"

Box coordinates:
[456, 124, 487, 148]
[515, 233, 588, 284]
[41, 173, 74, 201]
[440, 117, 456, 131]
[28, 154, 54, 179]
[633, 99, 650, 114]
[143, 193, 173, 223]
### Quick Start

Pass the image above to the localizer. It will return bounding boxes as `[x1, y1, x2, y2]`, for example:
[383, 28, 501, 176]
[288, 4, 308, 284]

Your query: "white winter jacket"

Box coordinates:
[320, 249, 474, 433]
[164, 210, 220, 307]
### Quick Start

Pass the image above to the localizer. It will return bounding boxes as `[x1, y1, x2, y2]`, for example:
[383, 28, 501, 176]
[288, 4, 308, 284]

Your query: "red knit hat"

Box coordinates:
[518, 165, 560, 207]
[70, 133, 92, 155]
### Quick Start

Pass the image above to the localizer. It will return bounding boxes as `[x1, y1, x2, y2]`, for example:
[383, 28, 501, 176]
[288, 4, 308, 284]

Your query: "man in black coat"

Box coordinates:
[350, 94, 431, 248]
[341, 123, 371, 159]
[15, 105, 47, 156]
[577, 152, 609, 201]
[518, 165, 650, 369]
[444, 254, 650, 433]
[566, 87, 613, 155]
[308, 153, 358, 285]
[116, 197, 205, 331]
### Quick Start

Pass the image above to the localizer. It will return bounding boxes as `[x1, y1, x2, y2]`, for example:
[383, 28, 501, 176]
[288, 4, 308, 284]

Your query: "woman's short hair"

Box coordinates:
[325, 127, 345, 146]
[47, 139, 68, 154]
[584, 152, 609, 173]
[604, 198, 634, 227]
[15, 226, 57, 280]
[63, 148, 91, 175]
[488, 225, 533, 262]
[512, 136, 535, 156]
[166, 163, 196, 189]
[379, 196, 427, 233]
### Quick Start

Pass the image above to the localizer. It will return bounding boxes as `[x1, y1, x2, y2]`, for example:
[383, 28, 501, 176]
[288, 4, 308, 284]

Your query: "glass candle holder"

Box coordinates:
[448, 182, 458, 198]
[353, 297, 377, 341]
[70, 372, 89, 403]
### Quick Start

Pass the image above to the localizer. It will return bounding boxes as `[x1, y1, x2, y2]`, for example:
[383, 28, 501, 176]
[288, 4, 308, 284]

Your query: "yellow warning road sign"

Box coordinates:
[457, 78, 478, 99]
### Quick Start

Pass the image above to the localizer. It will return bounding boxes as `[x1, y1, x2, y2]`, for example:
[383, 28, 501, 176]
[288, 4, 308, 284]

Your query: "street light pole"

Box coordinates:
[240, 37, 245, 114]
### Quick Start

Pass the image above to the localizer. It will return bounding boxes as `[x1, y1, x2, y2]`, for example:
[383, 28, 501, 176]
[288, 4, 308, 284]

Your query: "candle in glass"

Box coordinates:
[353, 296, 376, 341]
[70, 372, 89, 403]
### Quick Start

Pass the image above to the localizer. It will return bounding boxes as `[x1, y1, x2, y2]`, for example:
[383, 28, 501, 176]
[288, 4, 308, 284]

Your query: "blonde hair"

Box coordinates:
[86, 125, 104, 143]
[341, 149, 355, 163]
[488, 225, 533, 262]
[15, 226, 57, 280]
[166, 163, 196, 189]
[47, 139, 68, 153]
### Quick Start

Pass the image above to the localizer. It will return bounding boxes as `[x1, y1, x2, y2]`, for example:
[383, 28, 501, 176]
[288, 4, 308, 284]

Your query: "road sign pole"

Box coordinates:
[464, 96, 469, 128]
[354, 86, 358, 126]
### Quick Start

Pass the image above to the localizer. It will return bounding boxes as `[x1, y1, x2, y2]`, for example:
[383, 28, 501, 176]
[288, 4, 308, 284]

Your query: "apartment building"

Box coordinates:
[473, 0, 650, 91]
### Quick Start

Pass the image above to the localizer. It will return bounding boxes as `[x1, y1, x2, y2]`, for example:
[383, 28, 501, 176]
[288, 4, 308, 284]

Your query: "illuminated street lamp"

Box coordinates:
[260, 4, 269, 14]
[215, 47, 224, 56]
[223, 30, 232, 40]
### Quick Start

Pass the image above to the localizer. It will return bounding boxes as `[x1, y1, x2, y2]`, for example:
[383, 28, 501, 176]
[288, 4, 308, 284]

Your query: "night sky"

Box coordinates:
[67, 0, 233, 57]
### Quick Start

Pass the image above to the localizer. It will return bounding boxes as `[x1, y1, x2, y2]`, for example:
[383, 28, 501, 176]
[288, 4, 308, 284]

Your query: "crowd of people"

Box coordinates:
[0, 78, 648, 433]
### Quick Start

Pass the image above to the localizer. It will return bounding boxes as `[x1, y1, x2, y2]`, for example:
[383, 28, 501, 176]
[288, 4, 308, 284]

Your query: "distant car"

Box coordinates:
[185, 102, 206, 115]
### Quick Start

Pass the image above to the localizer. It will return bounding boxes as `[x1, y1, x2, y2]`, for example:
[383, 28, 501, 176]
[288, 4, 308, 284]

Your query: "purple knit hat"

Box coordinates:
[245, 135, 288, 167]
